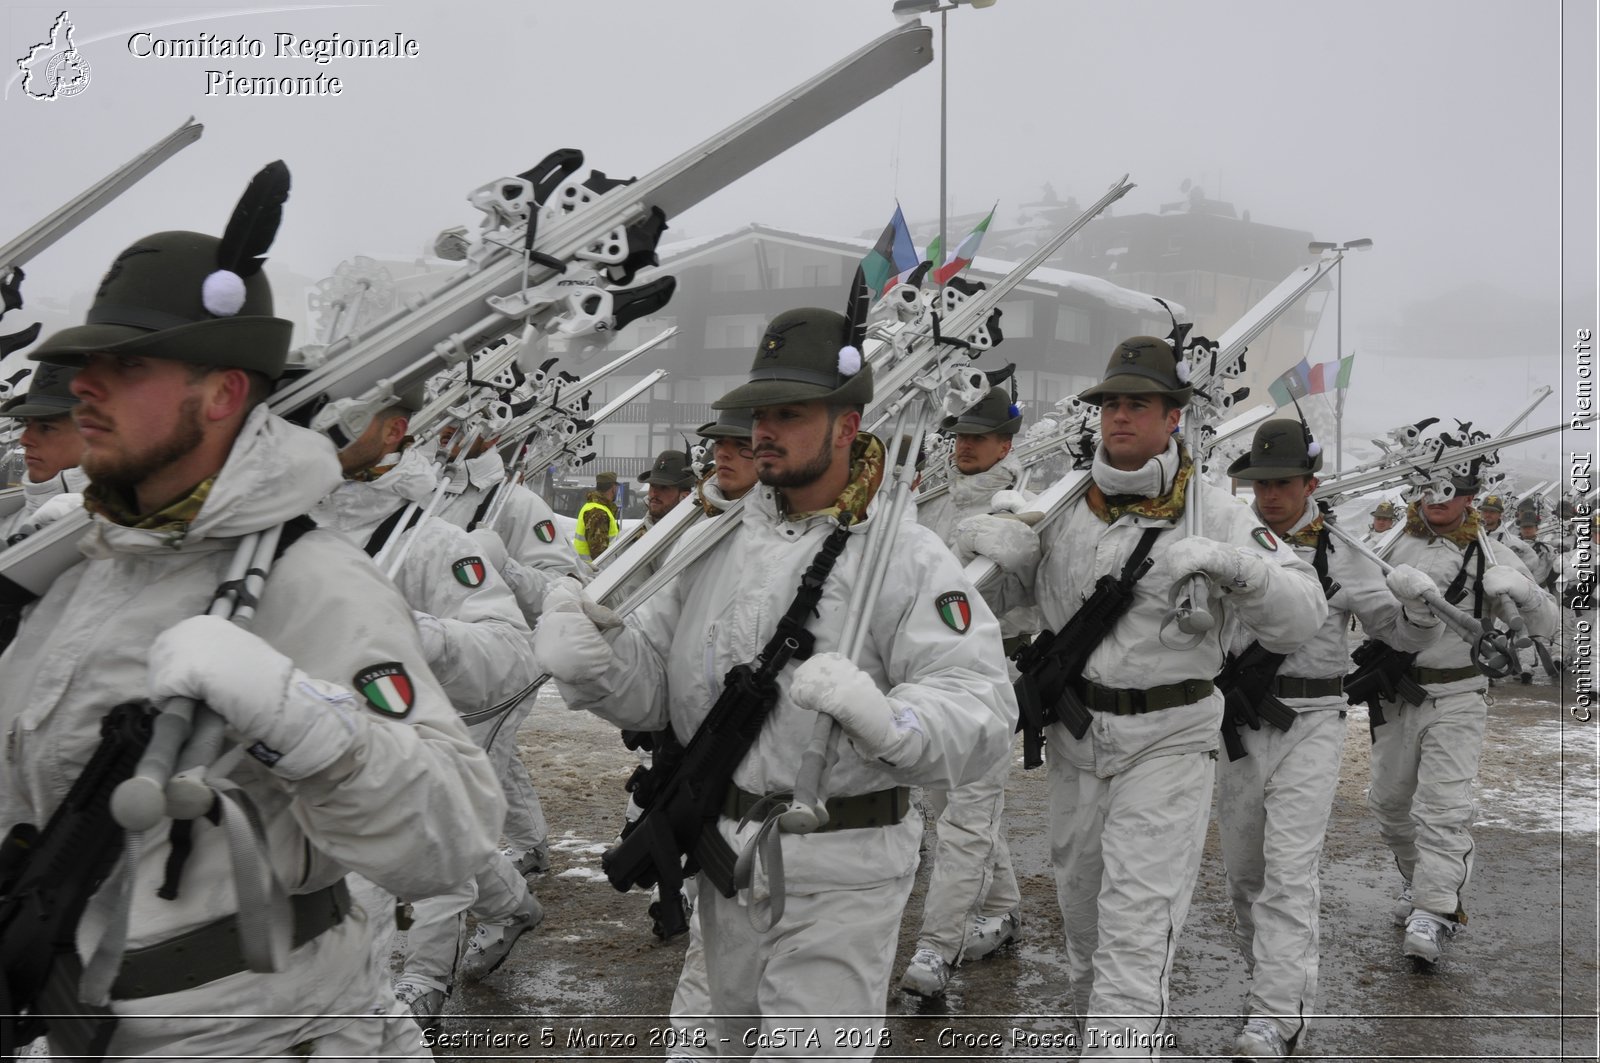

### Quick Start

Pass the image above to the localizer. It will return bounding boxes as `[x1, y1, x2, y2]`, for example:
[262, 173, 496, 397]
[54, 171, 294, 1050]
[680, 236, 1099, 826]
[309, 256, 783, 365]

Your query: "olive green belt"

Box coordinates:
[111, 880, 350, 1000]
[722, 785, 910, 832]
[1406, 664, 1482, 686]
[1272, 675, 1345, 698]
[1079, 678, 1215, 715]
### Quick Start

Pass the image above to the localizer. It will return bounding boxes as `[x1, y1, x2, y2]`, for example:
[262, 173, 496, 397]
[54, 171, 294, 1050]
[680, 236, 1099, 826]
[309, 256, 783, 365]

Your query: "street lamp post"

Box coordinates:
[1307, 237, 1373, 476]
[891, 0, 995, 264]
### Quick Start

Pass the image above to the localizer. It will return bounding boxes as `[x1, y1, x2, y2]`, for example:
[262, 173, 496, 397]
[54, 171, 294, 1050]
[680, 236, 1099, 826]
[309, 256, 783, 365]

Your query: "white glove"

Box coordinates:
[534, 577, 620, 685]
[1385, 564, 1439, 622]
[20, 492, 83, 534]
[787, 651, 923, 764]
[412, 610, 447, 663]
[953, 514, 1041, 578]
[1166, 537, 1270, 594]
[989, 489, 1031, 516]
[1483, 565, 1539, 608]
[147, 615, 360, 780]
[468, 527, 509, 572]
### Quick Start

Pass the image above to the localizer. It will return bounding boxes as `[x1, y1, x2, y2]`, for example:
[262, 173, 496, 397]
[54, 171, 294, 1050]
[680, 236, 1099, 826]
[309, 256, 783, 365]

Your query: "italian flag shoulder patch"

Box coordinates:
[935, 590, 972, 634]
[452, 555, 487, 587]
[354, 662, 415, 718]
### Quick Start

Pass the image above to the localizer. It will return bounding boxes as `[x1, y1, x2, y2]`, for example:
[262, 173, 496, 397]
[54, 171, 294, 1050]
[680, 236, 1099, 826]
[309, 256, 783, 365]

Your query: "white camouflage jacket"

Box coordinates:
[0, 466, 87, 542]
[1225, 503, 1442, 712]
[0, 407, 502, 961]
[916, 453, 1040, 639]
[436, 450, 580, 620]
[553, 472, 1016, 893]
[312, 447, 538, 717]
[991, 457, 1327, 777]
[1387, 520, 1558, 696]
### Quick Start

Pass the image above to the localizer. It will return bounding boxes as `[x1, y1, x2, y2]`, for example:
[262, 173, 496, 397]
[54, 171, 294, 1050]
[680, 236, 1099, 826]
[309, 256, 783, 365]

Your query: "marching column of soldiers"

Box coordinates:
[0, 170, 1584, 1063]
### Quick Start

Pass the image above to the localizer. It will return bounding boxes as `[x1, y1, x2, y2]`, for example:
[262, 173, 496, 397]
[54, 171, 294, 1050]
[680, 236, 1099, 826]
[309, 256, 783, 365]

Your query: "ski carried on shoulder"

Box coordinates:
[0, 24, 933, 609]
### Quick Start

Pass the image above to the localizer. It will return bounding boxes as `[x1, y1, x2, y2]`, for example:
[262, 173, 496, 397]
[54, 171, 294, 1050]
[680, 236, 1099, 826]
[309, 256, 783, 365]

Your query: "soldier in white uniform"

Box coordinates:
[1218, 419, 1443, 1061]
[1364, 500, 1400, 544]
[1371, 470, 1558, 965]
[959, 337, 1326, 1058]
[536, 306, 1014, 1058]
[0, 209, 501, 1057]
[0, 363, 87, 543]
[312, 389, 543, 1030]
[900, 385, 1029, 997]
[434, 424, 576, 878]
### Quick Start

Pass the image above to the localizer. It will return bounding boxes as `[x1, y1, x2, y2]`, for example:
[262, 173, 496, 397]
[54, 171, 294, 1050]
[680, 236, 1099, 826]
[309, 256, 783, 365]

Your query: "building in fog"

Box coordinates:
[539, 223, 1178, 494]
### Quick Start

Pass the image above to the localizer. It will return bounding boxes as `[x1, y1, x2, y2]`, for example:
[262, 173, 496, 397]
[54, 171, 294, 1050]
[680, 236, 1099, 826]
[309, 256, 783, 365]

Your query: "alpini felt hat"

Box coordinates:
[713, 307, 873, 410]
[639, 449, 695, 489]
[943, 385, 1023, 436]
[1077, 335, 1193, 406]
[0, 362, 78, 419]
[1228, 418, 1324, 480]
[32, 161, 294, 380]
[696, 407, 753, 440]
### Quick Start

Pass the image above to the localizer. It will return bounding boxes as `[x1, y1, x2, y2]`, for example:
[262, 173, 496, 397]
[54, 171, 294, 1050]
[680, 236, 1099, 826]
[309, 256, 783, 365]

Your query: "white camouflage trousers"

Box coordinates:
[916, 746, 1020, 964]
[698, 868, 913, 1059]
[475, 699, 548, 853]
[1047, 728, 1214, 1059]
[1216, 707, 1347, 1046]
[402, 851, 529, 985]
[1367, 688, 1487, 920]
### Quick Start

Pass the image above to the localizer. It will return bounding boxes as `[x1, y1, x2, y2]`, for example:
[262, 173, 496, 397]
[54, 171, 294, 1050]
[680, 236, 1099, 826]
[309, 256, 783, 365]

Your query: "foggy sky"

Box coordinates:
[3, 0, 1592, 457]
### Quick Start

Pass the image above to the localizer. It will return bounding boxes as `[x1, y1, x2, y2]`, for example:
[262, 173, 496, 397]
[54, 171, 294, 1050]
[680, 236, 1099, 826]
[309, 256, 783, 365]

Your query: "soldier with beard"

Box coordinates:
[0, 190, 499, 1057]
[535, 306, 1012, 1057]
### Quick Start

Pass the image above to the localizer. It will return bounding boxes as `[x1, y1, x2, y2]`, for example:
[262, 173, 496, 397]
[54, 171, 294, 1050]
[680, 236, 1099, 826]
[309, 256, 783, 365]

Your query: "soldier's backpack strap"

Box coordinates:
[362, 504, 426, 558]
[467, 483, 503, 533]
[1312, 524, 1340, 600]
[1442, 539, 1486, 617]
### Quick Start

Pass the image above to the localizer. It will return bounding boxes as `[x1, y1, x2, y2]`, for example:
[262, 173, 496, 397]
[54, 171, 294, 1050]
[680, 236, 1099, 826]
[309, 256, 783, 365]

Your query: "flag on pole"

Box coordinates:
[929, 204, 998, 286]
[1266, 358, 1313, 407]
[860, 204, 920, 297]
[1306, 353, 1356, 394]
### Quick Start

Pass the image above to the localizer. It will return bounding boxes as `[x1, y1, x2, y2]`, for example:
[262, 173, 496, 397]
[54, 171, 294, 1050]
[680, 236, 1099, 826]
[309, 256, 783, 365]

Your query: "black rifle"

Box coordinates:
[1216, 642, 1299, 762]
[600, 517, 853, 940]
[1011, 528, 1161, 767]
[1344, 639, 1428, 736]
[0, 702, 153, 1060]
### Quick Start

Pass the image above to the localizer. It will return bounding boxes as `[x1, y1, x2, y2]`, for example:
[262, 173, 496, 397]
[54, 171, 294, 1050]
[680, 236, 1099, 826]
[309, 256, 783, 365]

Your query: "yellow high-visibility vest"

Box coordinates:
[574, 499, 619, 558]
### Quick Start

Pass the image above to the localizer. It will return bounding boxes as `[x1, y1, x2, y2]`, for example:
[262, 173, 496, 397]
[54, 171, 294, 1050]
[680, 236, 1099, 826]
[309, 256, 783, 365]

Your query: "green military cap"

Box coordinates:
[393, 381, 430, 413]
[595, 470, 618, 489]
[696, 407, 753, 440]
[0, 363, 78, 419]
[943, 385, 1022, 436]
[32, 162, 294, 380]
[1228, 418, 1324, 480]
[1371, 500, 1400, 519]
[712, 307, 873, 410]
[639, 449, 694, 489]
[1077, 335, 1192, 407]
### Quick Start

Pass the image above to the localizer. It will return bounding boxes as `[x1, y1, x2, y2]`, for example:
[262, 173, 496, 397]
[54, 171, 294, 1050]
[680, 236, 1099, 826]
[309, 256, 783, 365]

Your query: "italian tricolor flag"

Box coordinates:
[927, 204, 997, 287]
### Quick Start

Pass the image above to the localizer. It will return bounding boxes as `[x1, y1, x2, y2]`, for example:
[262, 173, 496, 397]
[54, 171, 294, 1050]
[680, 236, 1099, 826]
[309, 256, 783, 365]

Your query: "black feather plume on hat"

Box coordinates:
[218, 160, 290, 279]
[845, 264, 870, 354]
